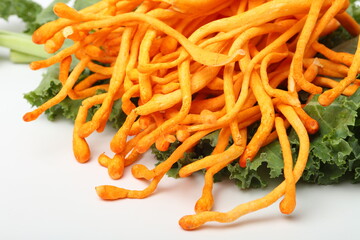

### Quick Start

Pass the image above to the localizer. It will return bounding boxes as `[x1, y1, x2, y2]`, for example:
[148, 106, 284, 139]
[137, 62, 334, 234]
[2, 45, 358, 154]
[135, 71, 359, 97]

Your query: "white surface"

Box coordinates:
[0, 1, 360, 240]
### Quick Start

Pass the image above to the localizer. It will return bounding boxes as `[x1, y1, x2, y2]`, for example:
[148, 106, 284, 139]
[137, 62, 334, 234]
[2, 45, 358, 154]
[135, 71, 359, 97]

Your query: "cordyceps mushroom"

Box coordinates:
[152, 0, 234, 15]
[22, 0, 360, 231]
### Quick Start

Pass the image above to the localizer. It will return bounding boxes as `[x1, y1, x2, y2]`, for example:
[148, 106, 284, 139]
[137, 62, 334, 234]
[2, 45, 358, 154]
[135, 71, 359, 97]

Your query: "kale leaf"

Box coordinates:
[0, 0, 42, 24]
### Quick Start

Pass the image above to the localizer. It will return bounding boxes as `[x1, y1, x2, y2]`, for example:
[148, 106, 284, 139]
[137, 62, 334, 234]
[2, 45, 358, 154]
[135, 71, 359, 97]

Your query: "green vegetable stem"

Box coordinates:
[0, 30, 50, 63]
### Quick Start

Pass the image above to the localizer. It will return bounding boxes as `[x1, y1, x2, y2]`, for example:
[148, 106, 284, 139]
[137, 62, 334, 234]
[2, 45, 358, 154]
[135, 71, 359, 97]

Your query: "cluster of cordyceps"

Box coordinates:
[23, 0, 360, 230]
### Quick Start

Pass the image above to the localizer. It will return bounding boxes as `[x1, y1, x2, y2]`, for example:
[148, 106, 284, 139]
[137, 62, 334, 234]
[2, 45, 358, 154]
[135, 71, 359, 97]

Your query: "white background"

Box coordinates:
[0, 1, 359, 239]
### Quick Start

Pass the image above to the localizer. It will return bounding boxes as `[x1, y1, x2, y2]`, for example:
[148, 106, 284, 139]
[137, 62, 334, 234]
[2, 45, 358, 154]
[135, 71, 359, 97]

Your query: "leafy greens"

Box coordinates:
[0, 0, 42, 29]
